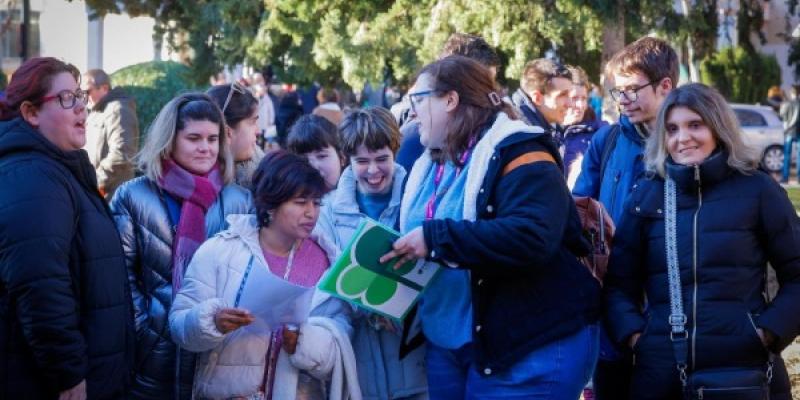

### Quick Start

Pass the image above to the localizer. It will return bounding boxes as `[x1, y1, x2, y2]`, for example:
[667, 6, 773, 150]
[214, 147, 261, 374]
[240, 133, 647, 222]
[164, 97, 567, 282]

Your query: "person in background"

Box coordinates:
[82, 68, 140, 200]
[316, 107, 427, 400]
[313, 87, 345, 126]
[170, 150, 359, 400]
[395, 33, 501, 174]
[780, 85, 800, 183]
[589, 83, 604, 122]
[286, 114, 346, 193]
[562, 66, 607, 189]
[572, 36, 678, 400]
[605, 83, 798, 400]
[383, 55, 599, 399]
[111, 93, 251, 399]
[511, 58, 573, 140]
[766, 85, 785, 114]
[0, 57, 133, 399]
[207, 82, 264, 188]
[253, 68, 278, 147]
[276, 86, 304, 148]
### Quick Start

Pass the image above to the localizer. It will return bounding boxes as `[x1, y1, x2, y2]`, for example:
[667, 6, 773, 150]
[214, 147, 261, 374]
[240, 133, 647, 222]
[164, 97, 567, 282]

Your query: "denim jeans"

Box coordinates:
[426, 324, 599, 400]
[783, 135, 799, 182]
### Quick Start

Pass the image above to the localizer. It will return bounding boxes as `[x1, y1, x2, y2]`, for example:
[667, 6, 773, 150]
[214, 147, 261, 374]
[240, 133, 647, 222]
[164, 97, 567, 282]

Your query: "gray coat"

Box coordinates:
[110, 176, 252, 399]
[780, 99, 800, 137]
[316, 165, 428, 400]
[85, 88, 139, 199]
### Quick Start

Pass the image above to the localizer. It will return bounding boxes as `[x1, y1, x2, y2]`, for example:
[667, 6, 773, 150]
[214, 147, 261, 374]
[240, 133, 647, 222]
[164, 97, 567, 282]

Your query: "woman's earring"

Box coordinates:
[263, 211, 273, 226]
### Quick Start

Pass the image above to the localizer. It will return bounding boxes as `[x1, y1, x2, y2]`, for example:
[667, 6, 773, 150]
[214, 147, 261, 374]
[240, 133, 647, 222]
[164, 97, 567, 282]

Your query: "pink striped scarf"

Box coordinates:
[158, 159, 223, 297]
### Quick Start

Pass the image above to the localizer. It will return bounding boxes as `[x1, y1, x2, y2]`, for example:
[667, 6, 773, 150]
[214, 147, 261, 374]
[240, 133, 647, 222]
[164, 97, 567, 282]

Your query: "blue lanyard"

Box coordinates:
[234, 255, 256, 307]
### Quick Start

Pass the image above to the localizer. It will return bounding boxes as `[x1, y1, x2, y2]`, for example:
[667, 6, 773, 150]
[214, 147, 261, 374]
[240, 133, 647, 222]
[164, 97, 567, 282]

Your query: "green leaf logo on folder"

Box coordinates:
[318, 219, 440, 321]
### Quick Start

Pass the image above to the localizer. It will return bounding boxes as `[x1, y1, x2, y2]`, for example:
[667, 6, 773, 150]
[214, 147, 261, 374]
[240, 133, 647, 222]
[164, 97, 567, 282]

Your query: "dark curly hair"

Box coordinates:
[251, 150, 327, 227]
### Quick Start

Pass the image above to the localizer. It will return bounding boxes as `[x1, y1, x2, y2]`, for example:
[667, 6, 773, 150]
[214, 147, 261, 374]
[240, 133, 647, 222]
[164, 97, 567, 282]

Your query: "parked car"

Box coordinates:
[730, 103, 784, 173]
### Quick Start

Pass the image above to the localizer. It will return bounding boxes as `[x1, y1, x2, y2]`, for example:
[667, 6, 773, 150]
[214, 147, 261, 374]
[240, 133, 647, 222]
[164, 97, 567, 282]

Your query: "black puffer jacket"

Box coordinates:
[110, 176, 251, 399]
[0, 118, 134, 399]
[605, 151, 800, 399]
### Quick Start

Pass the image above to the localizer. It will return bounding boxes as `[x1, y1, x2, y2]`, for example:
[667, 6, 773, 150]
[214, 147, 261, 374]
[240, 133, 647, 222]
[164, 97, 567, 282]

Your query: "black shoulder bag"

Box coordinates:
[664, 176, 773, 400]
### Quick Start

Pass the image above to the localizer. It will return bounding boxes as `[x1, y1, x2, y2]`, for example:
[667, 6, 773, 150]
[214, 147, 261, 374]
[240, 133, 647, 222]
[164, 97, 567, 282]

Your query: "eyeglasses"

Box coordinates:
[41, 89, 88, 109]
[221, 81, 248, 114]
[408, 90, 435, 114]
[609, 79, 661, 102]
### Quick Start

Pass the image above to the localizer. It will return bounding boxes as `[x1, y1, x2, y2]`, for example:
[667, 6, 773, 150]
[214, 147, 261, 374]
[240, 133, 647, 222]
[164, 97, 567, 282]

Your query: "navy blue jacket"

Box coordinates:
[605, 152, 800, 398]
[563, 119, 607, 180]
[0, 118, 134, 398]
[572, 115, 646, 224]
[421, 128, 600, 375]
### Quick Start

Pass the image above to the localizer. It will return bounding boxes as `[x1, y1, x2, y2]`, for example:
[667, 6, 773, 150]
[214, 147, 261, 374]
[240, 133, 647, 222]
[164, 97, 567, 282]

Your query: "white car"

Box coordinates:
[730, 103, 784, 173]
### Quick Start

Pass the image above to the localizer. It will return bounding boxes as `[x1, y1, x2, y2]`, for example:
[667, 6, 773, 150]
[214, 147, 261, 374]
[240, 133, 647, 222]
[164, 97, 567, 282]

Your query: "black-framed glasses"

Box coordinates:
[609, 79, 661, 102]
[41, 89, 88, 109]
[408, 90, 435, 114]
[221, 81, 248, 114]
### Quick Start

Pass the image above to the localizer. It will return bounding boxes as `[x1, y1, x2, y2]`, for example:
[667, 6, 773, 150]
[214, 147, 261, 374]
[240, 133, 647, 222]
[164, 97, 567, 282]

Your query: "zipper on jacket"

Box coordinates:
[691, 165, 702, 370]
[609, 170, 621, 215]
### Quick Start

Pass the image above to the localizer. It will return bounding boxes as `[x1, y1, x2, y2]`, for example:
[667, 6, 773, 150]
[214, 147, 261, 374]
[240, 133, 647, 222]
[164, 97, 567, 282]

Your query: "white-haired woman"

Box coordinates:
[605, 83, 800, 400]
[110, 93, 252, 400]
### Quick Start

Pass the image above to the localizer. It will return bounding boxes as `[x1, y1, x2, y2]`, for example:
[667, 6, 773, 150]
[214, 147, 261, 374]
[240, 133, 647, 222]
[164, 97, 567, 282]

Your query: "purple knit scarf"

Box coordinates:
[158, 159, 223, 297]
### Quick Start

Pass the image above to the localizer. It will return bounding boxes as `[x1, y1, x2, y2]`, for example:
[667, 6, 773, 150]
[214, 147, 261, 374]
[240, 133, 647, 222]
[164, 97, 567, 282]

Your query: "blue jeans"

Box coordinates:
[783, 135, 799, 182]
[426, 324, 599, 400]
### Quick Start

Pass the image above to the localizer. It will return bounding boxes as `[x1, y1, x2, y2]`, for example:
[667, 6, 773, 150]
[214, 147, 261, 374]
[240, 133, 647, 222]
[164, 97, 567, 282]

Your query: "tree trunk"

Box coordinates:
[601, 0, 625, 121]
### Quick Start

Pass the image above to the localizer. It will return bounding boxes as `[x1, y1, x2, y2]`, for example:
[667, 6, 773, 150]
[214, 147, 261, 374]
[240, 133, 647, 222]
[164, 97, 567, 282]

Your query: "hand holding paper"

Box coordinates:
[379, 227, 428, 270]
[214, 308, 254, 334]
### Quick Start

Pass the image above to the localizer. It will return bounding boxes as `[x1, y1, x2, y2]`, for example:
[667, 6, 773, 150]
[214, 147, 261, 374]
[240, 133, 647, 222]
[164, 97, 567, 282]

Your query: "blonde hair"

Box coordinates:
[136, 93, 234, 183]
[646, 83, 760, 177]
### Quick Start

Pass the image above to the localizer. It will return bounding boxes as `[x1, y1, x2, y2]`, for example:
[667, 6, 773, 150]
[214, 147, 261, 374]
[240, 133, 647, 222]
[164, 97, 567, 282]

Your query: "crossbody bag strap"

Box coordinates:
[664, 176, 690, 387]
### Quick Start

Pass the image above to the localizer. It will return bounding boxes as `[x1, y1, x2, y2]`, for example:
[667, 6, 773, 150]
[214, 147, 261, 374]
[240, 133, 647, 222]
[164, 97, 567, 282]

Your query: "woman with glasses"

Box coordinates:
[207, 81, 264, 188]
[380, 55, 600, 399]
[110, 93, 251, 399]
[0, 57, 134, 399]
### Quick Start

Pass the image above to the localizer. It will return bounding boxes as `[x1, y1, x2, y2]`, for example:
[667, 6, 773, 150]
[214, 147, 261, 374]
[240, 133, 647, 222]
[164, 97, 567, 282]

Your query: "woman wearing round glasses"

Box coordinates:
[207, 81, 264, 188]
[381, 56, 600, 399]
[0, 57, 134, 399]
[110, 93, 251, 399]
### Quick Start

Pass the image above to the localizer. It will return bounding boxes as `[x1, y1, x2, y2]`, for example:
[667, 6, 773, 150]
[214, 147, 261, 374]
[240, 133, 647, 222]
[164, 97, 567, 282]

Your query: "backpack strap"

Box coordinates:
[599, 124, 621, 181]
[502, 151, 556, 176]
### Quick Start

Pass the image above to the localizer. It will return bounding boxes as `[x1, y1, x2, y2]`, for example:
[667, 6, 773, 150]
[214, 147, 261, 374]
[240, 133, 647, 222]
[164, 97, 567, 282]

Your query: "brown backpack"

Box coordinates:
[572, 196, 615, 285]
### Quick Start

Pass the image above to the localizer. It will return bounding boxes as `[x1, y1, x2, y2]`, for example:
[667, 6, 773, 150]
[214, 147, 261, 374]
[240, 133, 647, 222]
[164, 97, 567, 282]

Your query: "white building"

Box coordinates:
[1, 0, 177, 77]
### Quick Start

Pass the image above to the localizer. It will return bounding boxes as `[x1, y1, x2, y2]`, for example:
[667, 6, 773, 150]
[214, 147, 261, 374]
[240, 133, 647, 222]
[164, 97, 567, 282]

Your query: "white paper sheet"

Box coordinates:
[237, 263, 315, 332]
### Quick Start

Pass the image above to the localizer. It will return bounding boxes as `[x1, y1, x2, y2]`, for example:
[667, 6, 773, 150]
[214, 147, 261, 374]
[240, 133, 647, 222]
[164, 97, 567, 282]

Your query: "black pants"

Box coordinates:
[593, 356, 633, 400]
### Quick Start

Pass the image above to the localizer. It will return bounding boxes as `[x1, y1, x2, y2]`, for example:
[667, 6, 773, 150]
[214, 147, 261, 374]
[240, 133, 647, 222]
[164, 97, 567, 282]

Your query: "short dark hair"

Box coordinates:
[286, 114, 341, 155]
[339, 107, 401, 157]
[85, 69, 111, 88]
[520, 58, 572, 96]
[439, 33, 501, 68]
[606, 37, 678, 88]
[316, 87, 340, 104]
[207, 84, 259, 129]
[252, 150, 327, 227]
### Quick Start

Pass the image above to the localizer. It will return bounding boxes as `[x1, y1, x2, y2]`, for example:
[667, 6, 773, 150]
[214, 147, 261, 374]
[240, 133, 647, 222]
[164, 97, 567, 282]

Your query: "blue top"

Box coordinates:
[356, 190, 393, 221]
[403, 160, 473, 350]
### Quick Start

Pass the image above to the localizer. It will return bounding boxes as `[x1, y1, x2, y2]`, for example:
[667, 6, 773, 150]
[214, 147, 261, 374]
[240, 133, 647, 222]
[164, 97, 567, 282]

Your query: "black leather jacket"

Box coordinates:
[111, 176, 251, 399]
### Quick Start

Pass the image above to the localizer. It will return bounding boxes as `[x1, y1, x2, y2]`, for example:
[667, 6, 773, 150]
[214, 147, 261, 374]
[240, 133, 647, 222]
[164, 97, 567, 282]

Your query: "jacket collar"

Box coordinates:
[665, 148, 730, 192]
[617, 115, 648, 146]
[512, 88, 554, 132]
[330, 163, 407, 215]
[90, 87, 130, 112]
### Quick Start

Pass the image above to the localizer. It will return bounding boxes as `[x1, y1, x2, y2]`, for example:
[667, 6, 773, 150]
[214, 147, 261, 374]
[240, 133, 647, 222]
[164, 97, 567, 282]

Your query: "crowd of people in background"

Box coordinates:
[1, 31, 800, 400]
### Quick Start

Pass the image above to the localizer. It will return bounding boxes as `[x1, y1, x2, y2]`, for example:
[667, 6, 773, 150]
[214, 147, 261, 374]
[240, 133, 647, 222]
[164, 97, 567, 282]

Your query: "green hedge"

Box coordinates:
[111, 61, 203, 142]
[700, 47, 781, 104]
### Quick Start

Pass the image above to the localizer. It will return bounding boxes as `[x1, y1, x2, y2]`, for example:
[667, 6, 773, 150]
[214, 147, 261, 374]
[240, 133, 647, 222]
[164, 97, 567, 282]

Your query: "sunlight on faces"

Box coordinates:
[351, 144, 395, 195]
[27, 72, 88, 151]
[171, 119, 220, 175]
[531, 76, 572, 125]
[305, 145, 343, 190]
[665, 106, 717, 166]
[271, 196, 322, 241]
[564, 85, 588, 126]
[613, 72, 671, 126]
[411, 73, 453, 150]
[228, 110, 259, 162]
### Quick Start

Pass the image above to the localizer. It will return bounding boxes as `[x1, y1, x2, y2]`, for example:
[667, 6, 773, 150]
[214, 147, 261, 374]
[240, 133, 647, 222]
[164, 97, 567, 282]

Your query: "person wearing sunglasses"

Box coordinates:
[0, 57, 134, 399]
[207, 81, 264, 188]
[381, 55, 600, 399]
[110, 93, 251, 399]
[571, 37, 678, 400]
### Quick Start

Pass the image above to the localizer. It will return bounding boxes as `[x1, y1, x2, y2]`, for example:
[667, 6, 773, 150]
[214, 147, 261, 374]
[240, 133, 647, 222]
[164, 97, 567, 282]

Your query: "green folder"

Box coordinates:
[317, 218, 440, 322]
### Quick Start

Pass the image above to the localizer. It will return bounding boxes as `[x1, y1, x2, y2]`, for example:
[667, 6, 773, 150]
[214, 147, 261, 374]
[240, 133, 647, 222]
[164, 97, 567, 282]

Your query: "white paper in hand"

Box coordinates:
[237, 262, 315, 333]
